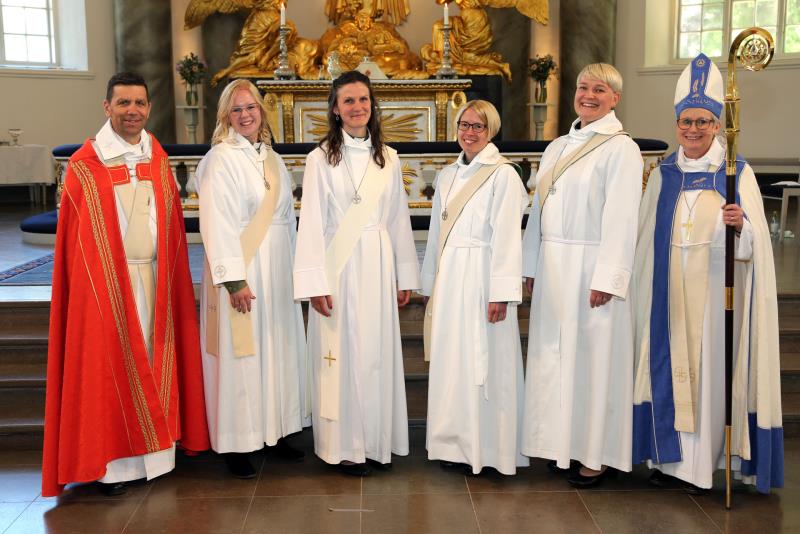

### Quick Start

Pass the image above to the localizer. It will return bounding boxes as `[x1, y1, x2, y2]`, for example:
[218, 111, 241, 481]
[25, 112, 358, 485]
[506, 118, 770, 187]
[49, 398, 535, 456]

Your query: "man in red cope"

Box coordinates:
[42, 72, 210, 497]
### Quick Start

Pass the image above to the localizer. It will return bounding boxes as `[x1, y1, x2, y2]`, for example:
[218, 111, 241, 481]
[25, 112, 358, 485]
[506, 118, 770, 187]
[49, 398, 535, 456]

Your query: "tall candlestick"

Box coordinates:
[444, 2, 449, 25]
[280, 3, 286, 25]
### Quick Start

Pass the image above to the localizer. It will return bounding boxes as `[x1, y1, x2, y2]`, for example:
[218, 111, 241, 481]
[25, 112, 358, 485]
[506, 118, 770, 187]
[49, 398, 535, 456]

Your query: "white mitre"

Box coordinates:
[674, 53, 724, 118]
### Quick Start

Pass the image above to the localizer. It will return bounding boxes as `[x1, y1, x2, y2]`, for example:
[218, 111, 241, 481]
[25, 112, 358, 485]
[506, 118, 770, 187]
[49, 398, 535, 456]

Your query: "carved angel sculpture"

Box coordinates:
[320, 9, 427, 79]
[421, 0, 549, 80]
[325, 0, 410, 26]
[185, 0, 320, 84]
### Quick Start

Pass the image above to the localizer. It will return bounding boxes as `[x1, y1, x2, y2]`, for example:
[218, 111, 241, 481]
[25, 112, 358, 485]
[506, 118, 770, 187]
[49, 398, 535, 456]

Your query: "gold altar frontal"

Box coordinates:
[255, 79, 471, 143]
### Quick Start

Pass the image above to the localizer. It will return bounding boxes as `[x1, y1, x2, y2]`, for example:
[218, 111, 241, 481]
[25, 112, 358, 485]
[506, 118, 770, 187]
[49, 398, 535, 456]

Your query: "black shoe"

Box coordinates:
[680, 480, 709, 495]
[567, 467, 618, 489]
[648, 469, 672, 488]
[339, 461, 371, 477]
[98, 482, 127, 496]
[547, 460, 577, 475]
[438, 460, 477, 475]
[648, 470, 707, 495]
[223, 452, 256, 479]
[366, 458, 391, 470]
[271, 438, 305, 461]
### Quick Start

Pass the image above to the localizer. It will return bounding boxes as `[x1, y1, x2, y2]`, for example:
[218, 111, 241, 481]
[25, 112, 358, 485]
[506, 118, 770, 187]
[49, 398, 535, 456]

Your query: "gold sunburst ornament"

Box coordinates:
[306, 111, 423, 142]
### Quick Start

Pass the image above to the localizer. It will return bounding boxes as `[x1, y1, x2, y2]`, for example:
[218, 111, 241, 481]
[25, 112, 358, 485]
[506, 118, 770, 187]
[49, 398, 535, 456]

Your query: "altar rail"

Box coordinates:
[53, 140, 670, 211]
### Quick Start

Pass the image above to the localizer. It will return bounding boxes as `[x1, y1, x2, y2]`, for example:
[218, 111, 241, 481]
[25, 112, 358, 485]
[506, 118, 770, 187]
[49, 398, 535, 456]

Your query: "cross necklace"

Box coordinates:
[547, 142, 570, 195]
[440, 167, 461, 221]
[342, 147, 369, 204]
[246, 142, 270, 190]
[679, 170, 701, 241]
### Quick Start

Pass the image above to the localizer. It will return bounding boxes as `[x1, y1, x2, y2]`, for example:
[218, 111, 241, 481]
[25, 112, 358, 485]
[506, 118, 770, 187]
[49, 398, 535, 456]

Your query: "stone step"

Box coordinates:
[0, 362, 46, 388]
[778, 293, 800, 317]
[0, 297, 50, 338]
[0, 387, 45, 450]
[0, 336, 48, 365]
[782, 391, 800, 439]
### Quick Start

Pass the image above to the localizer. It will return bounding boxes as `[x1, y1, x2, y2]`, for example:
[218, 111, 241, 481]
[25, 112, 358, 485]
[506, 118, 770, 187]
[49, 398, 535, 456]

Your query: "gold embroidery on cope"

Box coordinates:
[73, 160, 160, 452]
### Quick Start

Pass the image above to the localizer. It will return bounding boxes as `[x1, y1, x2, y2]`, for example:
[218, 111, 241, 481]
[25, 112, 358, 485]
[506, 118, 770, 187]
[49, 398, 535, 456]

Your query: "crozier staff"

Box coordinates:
[631, 53, 783, 496]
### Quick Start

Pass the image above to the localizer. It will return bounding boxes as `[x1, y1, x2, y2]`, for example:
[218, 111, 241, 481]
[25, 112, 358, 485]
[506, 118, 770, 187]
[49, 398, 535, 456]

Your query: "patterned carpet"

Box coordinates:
[0, 245, 206, 286]
[0, 242, 428, 286]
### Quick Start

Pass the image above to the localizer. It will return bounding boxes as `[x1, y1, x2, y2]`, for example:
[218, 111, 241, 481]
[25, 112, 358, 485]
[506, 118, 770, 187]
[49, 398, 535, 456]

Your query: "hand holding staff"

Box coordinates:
[723, 26, 774, 511]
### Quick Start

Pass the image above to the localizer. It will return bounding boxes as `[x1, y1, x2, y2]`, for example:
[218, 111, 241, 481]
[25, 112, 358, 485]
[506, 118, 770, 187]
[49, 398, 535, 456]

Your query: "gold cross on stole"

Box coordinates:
[324, 350, 337, 367]
[682, 219, 693, 241]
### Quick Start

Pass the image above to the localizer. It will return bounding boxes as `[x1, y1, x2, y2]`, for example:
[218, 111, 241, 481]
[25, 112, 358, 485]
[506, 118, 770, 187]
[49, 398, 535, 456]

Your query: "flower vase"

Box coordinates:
[185, 85, 198, 106]
[534, 80, 548, 104]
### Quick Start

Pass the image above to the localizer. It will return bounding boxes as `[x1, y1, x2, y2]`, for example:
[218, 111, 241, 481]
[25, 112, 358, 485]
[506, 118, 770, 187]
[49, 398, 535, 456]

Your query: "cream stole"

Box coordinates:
[423, 159, 510, 373]
[318, 155, 393, 421]
[537, 131, 628, 211]
[669, 167, 721, 433]
[205, 149, 281, 357]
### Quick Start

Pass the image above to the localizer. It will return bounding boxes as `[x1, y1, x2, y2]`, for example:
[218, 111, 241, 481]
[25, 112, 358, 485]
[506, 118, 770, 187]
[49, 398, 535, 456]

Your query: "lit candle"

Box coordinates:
[280, 3, 286, 25]
[444, 2, 449, 25]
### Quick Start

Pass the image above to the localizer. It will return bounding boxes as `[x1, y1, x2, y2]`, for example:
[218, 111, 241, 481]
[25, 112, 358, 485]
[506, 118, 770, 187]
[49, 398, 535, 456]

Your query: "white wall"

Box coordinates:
[0, 0, 115, 148]
[615, 0, 797, 159]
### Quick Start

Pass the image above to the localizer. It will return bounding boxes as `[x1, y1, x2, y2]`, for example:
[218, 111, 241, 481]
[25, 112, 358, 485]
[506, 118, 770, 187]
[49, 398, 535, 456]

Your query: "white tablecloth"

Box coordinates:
[0, 145, 55, 185]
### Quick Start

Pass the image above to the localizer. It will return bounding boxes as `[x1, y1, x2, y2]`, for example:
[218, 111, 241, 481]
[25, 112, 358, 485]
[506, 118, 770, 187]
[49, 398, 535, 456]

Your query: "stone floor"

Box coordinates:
[0, 429, 798, 534]
[0, 201, 798, 533]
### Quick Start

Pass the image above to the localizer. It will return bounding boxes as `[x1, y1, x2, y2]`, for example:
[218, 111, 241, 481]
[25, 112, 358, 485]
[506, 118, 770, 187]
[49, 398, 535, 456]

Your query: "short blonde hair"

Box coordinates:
[454, 99, 501, 139]
[576, 63, 623, 94]
[211, 79, 273, 145]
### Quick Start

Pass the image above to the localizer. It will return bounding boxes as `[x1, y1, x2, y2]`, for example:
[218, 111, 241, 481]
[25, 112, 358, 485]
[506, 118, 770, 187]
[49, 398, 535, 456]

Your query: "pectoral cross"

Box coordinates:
[324, 349, 336, 367]
[682, 219, 694, 241]
[548, 183, 556, 195]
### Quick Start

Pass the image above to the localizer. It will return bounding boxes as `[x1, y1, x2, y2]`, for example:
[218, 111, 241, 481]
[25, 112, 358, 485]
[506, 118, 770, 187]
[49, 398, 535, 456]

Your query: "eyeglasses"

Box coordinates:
[456, 121, 487, 133]
[676, 117, 716, 130]
[230, 104, 259, 116]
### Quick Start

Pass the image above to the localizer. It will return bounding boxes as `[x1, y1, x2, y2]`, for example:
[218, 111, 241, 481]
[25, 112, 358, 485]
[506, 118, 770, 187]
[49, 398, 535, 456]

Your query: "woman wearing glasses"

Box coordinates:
[198, 79, 308, 479]
[632, 54, 782, 494]
[521, 63, 643, 487]
[420, 100, 529, 475]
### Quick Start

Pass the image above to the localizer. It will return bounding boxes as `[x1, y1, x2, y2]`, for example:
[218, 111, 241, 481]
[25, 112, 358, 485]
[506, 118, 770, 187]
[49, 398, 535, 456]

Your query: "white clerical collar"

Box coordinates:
[95, 119, 151, 162]
[568, 110, 623, 140]
[457, 142, 501, 169]
[224, 128, 267, 161]
[343, 129, 372, 150]
[677, 138, 725, 172]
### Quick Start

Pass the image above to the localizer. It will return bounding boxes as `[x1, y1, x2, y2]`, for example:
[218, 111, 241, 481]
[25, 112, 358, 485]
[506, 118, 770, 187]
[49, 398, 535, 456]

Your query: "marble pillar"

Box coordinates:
[558, 0, 616, 135]
[487, 7, 531, 140]
[114, 0, 176, 143]
[201, 12, 249, 143]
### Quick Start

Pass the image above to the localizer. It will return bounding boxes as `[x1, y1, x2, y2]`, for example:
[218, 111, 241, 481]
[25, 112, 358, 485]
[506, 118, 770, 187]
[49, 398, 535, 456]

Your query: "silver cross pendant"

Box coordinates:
[352, 193, 362, 204]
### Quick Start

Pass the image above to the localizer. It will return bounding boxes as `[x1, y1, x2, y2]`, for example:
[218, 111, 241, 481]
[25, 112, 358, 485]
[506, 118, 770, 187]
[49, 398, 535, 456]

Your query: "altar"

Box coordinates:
[255, 79, 471, 143]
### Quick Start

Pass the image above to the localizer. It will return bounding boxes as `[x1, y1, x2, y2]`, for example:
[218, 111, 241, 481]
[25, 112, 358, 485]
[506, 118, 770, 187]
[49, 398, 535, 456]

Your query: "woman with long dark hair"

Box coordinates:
[294, 71, 420, 476]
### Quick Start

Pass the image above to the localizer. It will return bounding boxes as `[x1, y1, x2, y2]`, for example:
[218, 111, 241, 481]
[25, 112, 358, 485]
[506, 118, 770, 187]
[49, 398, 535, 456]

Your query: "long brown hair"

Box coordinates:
[320, 70, 386, 168]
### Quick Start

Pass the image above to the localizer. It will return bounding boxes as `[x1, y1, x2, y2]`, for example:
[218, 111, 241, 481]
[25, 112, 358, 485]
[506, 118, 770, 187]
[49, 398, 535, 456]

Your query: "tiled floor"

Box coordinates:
[0, 430, 798, 534]
[1, 201, 798, 533]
